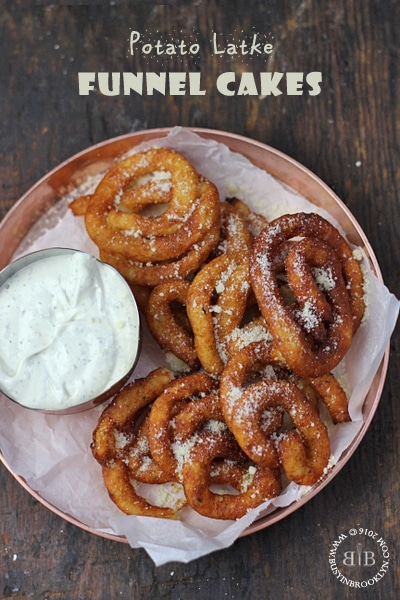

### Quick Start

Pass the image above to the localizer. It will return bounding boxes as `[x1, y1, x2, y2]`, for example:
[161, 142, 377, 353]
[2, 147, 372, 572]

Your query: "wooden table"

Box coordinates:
[1, 2, 398, 598]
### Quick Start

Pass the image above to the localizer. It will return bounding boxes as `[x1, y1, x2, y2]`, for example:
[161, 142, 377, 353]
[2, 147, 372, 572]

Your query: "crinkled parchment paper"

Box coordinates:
[1, 128, 399, 565]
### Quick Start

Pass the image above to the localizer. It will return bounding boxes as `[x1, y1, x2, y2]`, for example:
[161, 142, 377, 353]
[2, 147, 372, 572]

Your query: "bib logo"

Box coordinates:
[328, 528, 391, 589]
[343, 543, 375, 567]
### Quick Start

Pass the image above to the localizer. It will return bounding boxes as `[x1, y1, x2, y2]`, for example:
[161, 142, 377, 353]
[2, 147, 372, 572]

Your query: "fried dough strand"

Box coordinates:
[81, 150, 363, 521]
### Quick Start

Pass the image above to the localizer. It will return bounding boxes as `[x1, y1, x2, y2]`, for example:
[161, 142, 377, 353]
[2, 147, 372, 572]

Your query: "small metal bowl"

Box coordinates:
[0, 247, 141, 414]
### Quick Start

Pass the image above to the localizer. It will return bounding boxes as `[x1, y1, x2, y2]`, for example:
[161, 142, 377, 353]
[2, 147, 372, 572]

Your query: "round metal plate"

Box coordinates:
[0, 128, 389, 543]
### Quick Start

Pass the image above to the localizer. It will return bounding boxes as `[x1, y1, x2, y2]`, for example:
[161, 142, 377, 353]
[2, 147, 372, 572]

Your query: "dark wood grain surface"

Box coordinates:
[1, 1, 399, 598]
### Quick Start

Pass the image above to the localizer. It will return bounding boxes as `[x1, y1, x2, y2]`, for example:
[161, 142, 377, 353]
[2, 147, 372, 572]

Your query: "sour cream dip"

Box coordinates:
[0, 249, 140, 412]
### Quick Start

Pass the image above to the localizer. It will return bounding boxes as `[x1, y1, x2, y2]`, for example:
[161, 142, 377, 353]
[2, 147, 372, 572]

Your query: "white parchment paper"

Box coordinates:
[1, 128, 399, 565]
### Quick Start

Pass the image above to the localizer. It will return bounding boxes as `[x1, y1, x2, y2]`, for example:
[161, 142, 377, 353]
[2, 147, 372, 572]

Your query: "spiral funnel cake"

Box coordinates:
[250, 212, 365, 378]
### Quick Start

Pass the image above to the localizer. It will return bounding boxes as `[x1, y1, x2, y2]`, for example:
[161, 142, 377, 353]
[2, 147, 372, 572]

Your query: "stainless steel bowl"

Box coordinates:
[0, 247, 141, 415]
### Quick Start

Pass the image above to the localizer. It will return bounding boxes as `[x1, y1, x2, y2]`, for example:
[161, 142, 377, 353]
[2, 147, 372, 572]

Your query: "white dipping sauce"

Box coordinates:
[0, 251, 140, 410]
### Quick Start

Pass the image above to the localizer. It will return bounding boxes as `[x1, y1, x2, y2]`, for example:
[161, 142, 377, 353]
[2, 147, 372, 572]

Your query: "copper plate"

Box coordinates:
[0, 128, 389, 543]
